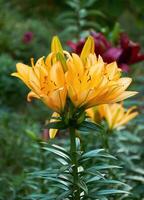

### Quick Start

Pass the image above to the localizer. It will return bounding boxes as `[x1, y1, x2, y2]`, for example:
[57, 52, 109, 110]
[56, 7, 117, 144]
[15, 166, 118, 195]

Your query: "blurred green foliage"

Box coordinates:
[0, 0, 144, 199]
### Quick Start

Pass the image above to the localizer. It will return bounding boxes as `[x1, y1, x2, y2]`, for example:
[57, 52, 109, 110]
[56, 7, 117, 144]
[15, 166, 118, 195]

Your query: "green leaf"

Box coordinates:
[52, 144, 70, 156]
[81, 149, 105, 158]
[76, 137, 81, 151]
[131, 167, 144, 175]
[58, 174, 72, 184]
[58, 11, 76, 20]
[46, 121, 67, 130]
[80, 151, 117, 162]
[96, 179, 128, 186]
[78, 180, 88, 194]
[61, 26, 78, 35]
[96, 189, 129, 196]
[60, 19, 76, 26]
[43, 147, 71, 162]
[56, 157, 69, 165]
[53, 183, 69, 191]
[67, 1, 79, 10]
[85, 168, 105, 178]
[56, 190, 71, 200]
[91, 165, 121, 170]
[25, 129, 37, 140]
[86, 175, 104, 183]
[87, 10, 106, 18]
[58, 165, 71, 174]
[78, 121, 103, 132]
[83, 21, 101, 30]
[44, 177, 71, 188]
[24, 194, 56, 200]
[126, 175, 144, 183]
[30, 169, 60, 178]
[86, 153, 116, 160]
[83, 0, 98, 8]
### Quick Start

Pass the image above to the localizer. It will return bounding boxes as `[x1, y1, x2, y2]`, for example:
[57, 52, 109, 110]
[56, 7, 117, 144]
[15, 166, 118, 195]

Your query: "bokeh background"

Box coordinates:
[0, 0, 144, 199]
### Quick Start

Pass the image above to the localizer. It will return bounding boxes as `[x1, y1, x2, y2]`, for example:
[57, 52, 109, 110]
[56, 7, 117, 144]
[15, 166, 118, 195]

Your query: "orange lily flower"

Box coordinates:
[65, 36, 137, 109]
[12, 36, 67, 113]
[98, 103, 138, 130]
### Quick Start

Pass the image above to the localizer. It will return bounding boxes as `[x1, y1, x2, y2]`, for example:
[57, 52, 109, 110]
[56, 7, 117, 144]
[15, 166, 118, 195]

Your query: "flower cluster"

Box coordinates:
[87, 103, 138, 130]
[12, 36, 137, 137]
[67, 32, 144, 72]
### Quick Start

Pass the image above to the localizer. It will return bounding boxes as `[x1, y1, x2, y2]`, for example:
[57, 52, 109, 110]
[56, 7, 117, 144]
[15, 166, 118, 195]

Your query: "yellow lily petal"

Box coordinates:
[109, 91, 138, 103]
[49, 129, 59, 139]
[27, 91, 40, 102]
[41, 87, 67, 113]
[72, 53, 84, 76]
[12, 63, 31, 88]
[105, 62, 121, 81]
[49, 112, 60, 139]
[50, 62, 65, 86]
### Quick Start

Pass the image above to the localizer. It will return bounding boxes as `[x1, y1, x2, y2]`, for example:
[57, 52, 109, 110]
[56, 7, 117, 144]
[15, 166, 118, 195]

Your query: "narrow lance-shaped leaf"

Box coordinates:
[96, 189, 130, 196]
[43, 147, 71, 162]
[78, 121, 103, 132]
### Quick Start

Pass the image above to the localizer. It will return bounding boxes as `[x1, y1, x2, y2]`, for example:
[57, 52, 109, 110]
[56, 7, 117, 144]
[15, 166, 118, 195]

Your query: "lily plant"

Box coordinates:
[12, 36, 137, 199]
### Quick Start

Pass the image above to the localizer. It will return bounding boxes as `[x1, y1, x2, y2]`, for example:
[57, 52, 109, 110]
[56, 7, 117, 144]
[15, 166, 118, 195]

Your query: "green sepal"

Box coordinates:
[56, 52, 67, 72]
[51, 36, 64, 56]
[77, 112, 86, 124]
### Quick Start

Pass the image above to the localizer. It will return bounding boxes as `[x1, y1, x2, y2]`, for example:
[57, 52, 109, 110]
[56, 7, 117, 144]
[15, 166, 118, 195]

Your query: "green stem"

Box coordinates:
[70, 127, 80, 200]
[102, 129, 110, 152]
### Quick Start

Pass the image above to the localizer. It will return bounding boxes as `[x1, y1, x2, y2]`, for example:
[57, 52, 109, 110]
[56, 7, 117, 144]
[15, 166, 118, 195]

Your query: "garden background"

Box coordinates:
[0, 0, 144, 199]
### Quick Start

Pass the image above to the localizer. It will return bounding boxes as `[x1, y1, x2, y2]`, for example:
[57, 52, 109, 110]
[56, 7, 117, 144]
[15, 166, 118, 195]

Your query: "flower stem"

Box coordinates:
[70, 127, 80, 200]
[102, 129, 110, 151]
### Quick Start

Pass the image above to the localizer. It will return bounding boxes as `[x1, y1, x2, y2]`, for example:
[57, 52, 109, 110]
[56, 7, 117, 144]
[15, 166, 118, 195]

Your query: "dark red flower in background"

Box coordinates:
[67, 32, 144, 72]
[67, 32, 111, 57]
[119, 33, 144, 64]
[22, 31, 33, 44]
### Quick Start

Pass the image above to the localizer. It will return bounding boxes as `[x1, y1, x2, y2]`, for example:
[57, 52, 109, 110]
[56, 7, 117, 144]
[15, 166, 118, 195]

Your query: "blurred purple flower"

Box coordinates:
[67, 32, 144, 72]
[22, 31, 33, 44]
